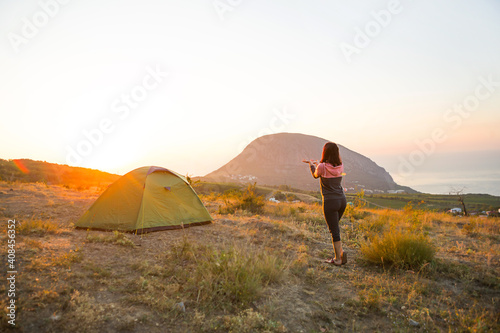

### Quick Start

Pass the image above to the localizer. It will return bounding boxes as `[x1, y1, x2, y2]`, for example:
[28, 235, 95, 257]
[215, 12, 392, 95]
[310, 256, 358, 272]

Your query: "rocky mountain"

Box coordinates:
[204, 133, 415, 193]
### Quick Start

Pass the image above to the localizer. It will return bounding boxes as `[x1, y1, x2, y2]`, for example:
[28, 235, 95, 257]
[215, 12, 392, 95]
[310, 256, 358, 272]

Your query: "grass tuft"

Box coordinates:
[166, 238, 285, 310]
[17, 218, 60, 235]
[86, 231, 136, 247]
[361, 231, 436, 269]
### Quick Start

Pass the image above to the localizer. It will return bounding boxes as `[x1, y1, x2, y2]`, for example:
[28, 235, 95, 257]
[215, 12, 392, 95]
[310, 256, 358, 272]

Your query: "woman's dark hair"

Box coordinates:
[320, 142, 342, 166]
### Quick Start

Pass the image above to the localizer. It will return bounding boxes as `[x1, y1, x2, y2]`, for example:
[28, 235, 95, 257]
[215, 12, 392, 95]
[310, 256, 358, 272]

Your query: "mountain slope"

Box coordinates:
[204, 133, 415, 193]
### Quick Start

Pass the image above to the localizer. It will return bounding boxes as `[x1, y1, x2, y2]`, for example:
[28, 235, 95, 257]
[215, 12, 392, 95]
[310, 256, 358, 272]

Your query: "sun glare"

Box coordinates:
[13, 159, 29, 174]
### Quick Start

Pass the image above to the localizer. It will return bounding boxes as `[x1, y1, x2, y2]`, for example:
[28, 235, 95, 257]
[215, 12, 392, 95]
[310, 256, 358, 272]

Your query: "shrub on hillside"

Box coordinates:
[274, 191, 286, 201]
[219, 183, 265, 214]
[236, 184, 265, 214]
[361, 231, 436, 269]
[344, 203, 371, 221]
[354, 190, 366, 208]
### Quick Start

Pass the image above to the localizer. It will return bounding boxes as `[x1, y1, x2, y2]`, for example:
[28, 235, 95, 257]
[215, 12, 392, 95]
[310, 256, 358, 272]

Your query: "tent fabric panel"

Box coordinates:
[76, 167, 148, 230]
[147, 166, 170, 175]
[147, 166, 188, 183]
[136, 172, 212, 230]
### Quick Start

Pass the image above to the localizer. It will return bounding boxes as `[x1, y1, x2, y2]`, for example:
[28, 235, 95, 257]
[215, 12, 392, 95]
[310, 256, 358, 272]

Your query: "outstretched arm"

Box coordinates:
[302, 160, 320, 179]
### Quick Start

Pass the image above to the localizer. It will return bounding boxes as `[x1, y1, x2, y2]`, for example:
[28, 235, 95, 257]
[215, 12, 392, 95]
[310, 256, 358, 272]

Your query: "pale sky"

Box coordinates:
[1, 0, 499, 194]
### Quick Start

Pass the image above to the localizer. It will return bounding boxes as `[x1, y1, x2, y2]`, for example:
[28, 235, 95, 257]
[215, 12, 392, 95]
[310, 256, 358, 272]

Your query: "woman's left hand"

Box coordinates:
[302, 159, 318, 165]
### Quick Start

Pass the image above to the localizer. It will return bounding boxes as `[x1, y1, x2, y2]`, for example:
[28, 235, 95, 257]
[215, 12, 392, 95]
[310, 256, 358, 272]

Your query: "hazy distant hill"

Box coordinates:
[204, 133, 416, 193]
[0, 159, 119, 188]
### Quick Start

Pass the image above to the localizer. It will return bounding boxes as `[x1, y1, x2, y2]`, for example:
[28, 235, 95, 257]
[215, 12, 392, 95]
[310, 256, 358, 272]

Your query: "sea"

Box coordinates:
[372, 150, 500, 196]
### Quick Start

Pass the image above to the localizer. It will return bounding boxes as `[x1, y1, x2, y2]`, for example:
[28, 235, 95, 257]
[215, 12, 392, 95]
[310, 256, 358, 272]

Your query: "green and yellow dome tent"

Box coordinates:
[76, 166, 212, 233]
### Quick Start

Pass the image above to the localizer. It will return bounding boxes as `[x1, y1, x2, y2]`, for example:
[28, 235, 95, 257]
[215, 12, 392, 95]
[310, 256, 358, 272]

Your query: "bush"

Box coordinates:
[345, 204, 370, 221]
[354, 190, 366, 208]
[361, 231, 436, 269]
[462, 219, 478, 236]
[274, 191, 286, 201]
[220, 183, 265, 214]
[403, 203, 425, 231]
[359, 215, 386, 234]
[237, 192, 265, 214]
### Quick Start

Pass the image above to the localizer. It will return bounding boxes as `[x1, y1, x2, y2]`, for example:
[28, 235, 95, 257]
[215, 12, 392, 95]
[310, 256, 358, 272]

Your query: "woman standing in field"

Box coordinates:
[303, 142, 347, 266]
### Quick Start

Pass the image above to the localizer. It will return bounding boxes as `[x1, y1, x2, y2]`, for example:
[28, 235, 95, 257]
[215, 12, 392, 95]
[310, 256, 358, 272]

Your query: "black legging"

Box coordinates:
[323, 197, 347, 242]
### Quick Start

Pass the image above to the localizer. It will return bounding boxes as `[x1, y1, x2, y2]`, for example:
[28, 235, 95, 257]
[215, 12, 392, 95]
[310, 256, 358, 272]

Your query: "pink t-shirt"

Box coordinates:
[314, 163, 344, 178]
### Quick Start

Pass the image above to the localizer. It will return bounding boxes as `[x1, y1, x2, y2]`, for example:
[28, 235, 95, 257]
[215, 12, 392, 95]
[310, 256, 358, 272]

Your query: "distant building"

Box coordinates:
[448, 207, 462, 214]
[268, 197, 280, 203]
[229, 174, 257, 181]
[387, 190, 405, 194]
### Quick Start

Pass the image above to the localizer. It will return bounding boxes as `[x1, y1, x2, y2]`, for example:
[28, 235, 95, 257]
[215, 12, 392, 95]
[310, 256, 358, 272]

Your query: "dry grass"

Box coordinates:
[125, 237, 285, 315]
[192, 308, 287, 332]
[0, 180, 499, 332]
[85, 230, 136, 247]
[17, 217, 61, 235]
[361, 231, 436, 269]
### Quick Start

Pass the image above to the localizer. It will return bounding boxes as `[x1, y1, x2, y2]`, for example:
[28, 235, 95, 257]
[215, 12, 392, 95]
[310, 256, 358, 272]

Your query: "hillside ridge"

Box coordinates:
[204, 133, 416, 193]
[0, 158, 119, 188]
